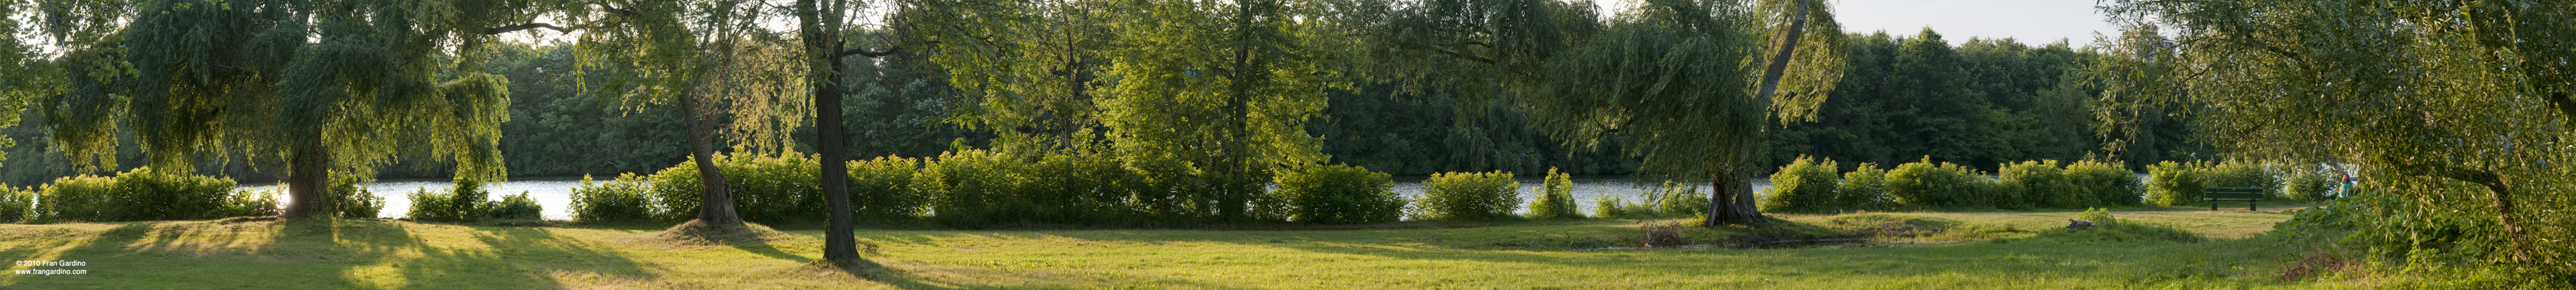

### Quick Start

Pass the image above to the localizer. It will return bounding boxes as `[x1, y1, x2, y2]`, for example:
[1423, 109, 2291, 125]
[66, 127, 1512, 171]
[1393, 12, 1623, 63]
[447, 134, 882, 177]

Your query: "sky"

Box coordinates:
[1594, 0, 2124, 46]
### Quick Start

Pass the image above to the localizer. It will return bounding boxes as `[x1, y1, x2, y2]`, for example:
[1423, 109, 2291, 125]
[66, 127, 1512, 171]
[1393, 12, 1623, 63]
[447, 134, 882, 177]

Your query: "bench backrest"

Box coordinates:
[2204, 187, 2267, 199]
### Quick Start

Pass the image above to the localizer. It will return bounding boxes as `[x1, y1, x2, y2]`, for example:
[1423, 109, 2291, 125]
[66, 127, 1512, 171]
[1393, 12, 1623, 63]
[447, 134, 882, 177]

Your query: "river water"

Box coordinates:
[246, 175, 1774, 220]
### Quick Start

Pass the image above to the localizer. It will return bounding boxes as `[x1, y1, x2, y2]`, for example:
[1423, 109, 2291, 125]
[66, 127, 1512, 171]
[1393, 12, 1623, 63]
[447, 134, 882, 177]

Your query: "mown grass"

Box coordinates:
[0, 203, 2351, 289]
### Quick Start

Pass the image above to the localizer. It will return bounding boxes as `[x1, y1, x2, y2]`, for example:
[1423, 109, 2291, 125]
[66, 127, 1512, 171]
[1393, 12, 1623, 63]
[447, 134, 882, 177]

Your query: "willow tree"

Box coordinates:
[1523, 0, 1839, 225]
[1343, 0, 1839, 225]
[37, 0, 540, 219]
[1332, 0, 1600, 99]
[563, 0, 808, 229]
[1096, 0, 1339, 220]
[2102, 0, 2575, 267]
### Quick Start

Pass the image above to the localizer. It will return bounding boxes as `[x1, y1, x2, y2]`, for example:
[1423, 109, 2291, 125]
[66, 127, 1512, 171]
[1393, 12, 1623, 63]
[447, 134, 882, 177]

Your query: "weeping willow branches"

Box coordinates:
[2100, 0, 2576, 266]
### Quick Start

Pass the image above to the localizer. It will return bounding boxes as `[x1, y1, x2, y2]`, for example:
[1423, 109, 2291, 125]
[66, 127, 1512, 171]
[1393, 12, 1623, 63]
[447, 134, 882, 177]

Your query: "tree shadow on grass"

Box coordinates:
[432, 225, 661, 288]
[831, 223, 2294, 288]
[806, 257, 968, 290]
[0, 219, 658, 289]
[721, 234, 816, 264]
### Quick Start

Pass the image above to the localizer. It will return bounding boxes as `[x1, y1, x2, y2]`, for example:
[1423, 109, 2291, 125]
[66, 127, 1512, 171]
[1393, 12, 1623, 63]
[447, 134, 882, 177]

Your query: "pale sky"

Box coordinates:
[1594, 0, 2123, 46]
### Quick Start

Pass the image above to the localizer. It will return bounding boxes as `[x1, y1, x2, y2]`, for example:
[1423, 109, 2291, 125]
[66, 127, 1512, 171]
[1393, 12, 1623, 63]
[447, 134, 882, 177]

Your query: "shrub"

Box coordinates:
[1413, 171, 1520, 220]
[2280, 165, 2335, 201]
[570, 173, 658, 223]
[915, 149, 1021, 227]
[646, 153, 827, 224]
[33, 167, 257, 222]
[1999, 160, 2092, 209]
[111, 167, 241, 220]
[1836, 164, 1891, 210]
[2075, 207, 2122, 226]
[222, 187, 281, 218]
[1011, 153, 1147, 224]
[2144, 160, 2286, 206]
[0, 186, 32, 223]
[849, 156, 928, 220]
[331, 173, 385, 219]
[2145, 161, 2204, 206]
[488, 191, 544, 220]
[732, 154, 827, 225]
[1275, 164, 1405, 224]
[34, 175, 116, 222]
[1647, 181, 1710, 217]
[1524, 167, 1582, 220]
[1886, 157, 1983, 208]
[2043, 208, 2207, 244]
[2064, 160, 2141, 206]
[1592, 195, 1641, 218]
[2200, 161, 2278, 188]
[406, 178, 491, 223]
[1759, 156, 1841, 212]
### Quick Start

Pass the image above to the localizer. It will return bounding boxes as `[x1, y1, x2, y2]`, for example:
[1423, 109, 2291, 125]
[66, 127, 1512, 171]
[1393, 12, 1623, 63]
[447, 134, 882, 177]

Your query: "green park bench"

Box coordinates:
[2202, 187, 2267, 211]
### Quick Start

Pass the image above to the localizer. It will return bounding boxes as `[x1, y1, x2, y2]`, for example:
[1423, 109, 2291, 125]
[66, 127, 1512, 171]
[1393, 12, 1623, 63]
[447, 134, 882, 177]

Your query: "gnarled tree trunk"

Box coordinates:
[1703, 167, 1762, 226]
[682, 91, 743, 225]
[1705, 0, 1812, 227]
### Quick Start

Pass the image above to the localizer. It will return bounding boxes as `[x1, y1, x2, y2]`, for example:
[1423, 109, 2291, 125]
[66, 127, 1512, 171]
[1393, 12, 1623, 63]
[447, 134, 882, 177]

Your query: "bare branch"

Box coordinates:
[485, 22, 572, 35]
[837, 46, 901, 58]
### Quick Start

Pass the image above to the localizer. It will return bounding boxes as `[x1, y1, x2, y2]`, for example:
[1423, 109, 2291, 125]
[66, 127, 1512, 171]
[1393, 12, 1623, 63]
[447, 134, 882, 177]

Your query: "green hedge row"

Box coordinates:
[1759, 156, 2145, 212]
[1275, 165, 1405, 224]
[1413, 171, 1519, 220]
[402, 178, 544, 222]
[6, 167, 278, 223]
[0, 186, 32, 223]
[0, 168, 390, 223]
[571, 152, 1420, 226]
[2144, 160, 2330, 206]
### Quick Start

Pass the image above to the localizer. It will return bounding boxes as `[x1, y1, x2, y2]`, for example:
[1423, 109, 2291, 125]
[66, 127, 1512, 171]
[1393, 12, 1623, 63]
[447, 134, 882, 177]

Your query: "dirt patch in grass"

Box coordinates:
[624, 220, 804, 249]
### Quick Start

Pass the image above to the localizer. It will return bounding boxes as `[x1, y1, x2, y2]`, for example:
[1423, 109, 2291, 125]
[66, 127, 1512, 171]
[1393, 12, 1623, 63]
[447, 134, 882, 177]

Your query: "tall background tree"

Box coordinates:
[1096, 0, 1342, 220]
[794, 0, 913, 262]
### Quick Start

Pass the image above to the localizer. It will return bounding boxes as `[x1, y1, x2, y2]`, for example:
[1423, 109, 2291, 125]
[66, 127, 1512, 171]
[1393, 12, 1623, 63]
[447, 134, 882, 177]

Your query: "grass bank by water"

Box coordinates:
[0, 203, 2367, 289]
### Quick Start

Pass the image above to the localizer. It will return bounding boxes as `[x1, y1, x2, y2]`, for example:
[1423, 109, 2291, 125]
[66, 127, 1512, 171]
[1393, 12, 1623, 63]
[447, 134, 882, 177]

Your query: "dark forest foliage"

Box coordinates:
[1, 28, 2200, 185]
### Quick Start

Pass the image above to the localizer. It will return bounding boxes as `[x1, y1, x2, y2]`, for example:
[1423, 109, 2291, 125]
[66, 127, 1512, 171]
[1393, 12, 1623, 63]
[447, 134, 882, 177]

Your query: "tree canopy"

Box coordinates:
[2102, 0, 2575, 268]
[31, 0, 532, 218]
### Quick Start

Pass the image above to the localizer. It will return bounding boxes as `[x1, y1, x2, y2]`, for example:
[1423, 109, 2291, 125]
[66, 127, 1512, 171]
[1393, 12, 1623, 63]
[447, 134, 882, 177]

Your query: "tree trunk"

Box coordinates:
[1705, 0, 1809, 228]
[1704, 175, 1727, 226]
[1219, 44, 1253, 220]
[813, 26, 861, 261]
[682, 91, 743, 225]
[1752, 0, 1812, 102]
[2479, 181, 2530, 263]
[2388, 162, 2530, 263]
[280, 138, 332, 219]
[1702, 168, 1762, 226]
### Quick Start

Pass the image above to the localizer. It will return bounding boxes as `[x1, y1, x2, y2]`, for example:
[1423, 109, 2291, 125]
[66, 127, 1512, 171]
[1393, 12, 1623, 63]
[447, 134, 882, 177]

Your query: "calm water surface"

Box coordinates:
[246, 175, 1776, 220]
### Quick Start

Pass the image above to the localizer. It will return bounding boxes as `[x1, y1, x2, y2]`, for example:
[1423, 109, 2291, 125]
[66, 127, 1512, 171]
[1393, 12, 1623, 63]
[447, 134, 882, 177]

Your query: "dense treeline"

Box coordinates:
[0, 28, 2204, 186]
[1768, 29, 2204, 173]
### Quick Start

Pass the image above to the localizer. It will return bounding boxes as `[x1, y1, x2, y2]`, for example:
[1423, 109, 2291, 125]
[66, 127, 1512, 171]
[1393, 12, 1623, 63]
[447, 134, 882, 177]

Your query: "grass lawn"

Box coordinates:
[0, 203, 2354, 289]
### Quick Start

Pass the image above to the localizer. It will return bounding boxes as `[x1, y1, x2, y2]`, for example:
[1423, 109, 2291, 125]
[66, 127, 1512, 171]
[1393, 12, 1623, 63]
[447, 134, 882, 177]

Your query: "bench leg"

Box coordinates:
[2210, 201, 2218, 211]
[2249, 201, 2258, 212]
